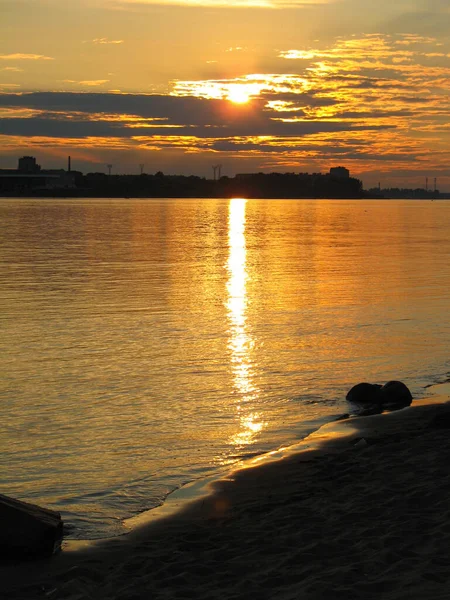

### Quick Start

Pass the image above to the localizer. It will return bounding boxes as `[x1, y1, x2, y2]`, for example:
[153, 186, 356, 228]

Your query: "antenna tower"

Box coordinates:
[425, 177, 428, 191]
[139, 164, 145, 175]
[107, 164, 113, 176]
[212, 164, 222, 180]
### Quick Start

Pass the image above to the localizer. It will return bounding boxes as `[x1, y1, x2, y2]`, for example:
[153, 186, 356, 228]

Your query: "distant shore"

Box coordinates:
[3, 382, 450, 600]
[0, 171, 364, 199]
[2, 191, 449, 199]
[2, 170, 449, 199]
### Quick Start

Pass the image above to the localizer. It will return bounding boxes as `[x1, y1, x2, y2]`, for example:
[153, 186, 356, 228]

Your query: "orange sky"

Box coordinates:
[1, 0, 449, 189]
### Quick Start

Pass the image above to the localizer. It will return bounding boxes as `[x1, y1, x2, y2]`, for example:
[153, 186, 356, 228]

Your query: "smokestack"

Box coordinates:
[68, 156, 71, 172]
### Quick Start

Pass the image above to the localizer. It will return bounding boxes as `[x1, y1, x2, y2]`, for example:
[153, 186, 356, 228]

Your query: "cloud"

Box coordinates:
[0, 99, 393, 139]
[0, 92, 228, 122]
[109, 0, 336, 8]
[0, 53, 54, 61]
[90, 38, 124, 45]
[78, 80, 110, 86]
[61, 80, 111, 87]
[0, 89, 398, 150]
[0, 67, 24, 72]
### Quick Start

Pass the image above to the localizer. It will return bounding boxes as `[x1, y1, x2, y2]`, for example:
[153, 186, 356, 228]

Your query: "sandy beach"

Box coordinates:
[3, 386, 450, 600]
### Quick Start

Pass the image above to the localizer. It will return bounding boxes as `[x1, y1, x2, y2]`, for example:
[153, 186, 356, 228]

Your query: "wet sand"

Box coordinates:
[3, 387, 450, 600]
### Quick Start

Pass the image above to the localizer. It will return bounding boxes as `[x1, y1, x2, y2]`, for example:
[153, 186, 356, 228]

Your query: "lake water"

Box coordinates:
[1, 198, 449, 538]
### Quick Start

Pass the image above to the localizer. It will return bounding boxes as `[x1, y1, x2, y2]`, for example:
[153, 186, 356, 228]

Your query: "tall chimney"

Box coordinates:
[68, 156, 71, 172]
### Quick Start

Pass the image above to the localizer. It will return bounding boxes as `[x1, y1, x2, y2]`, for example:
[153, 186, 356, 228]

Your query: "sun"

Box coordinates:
[227, 86, 251, 104]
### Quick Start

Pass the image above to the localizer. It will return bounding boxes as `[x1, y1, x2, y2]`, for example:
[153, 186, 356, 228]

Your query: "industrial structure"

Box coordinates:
[0, 156, 76, 193]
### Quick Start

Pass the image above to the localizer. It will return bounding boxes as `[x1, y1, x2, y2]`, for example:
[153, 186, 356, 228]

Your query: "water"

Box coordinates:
[1, 198, 449, 538]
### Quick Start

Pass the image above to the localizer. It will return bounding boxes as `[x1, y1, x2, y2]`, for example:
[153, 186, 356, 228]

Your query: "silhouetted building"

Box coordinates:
[1, 160, 365, 198]
[0, 156, 77, 194]
[18, 156, 41, 173]
[330, 166, 350, 179]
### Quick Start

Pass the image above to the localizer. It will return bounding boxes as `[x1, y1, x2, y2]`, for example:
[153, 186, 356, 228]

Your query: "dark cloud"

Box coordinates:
[0, 115, 394, 139]
[0, 92, 397, 139]
[396, 96, 432, 104]
[0, 90, 346, 127]
[331, 152, 422, 162]
[208, 140, 411, 160]
[0, 117, 130, 138]
[332, 109, 415, 118]
[260, 91, 338, 107]
[0, 92, 228, 124]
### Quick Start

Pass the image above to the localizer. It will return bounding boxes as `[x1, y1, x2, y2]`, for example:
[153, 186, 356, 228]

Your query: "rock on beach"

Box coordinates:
[346, 380, 413, 414]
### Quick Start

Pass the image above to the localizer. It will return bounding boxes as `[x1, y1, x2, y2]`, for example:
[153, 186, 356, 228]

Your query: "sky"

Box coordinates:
[1, 0, 449, 189]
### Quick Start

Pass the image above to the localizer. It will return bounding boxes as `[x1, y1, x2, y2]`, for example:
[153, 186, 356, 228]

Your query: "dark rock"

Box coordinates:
[346, 381, 413, 415]
[0, 494, 63, 560]
[379, 380, 413, 410]
[346, 382, 383, 405]
[346, 383, 383, 415]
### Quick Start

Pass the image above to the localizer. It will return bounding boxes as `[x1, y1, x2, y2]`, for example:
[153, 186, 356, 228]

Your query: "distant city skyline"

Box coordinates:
[0, 152, 446, 195]
[1, 1, 450, 190]
[2, 154, 447, 200]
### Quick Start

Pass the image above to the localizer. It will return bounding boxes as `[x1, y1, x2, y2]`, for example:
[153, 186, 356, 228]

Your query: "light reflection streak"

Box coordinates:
[226, 198, 264, 449]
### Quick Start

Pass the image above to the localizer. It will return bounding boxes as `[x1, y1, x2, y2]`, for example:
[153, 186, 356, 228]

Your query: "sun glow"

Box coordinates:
[227, 86, 251, 104]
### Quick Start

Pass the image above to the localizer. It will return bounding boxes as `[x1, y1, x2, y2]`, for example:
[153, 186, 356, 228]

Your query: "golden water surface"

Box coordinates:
[1, 198, 449, 537]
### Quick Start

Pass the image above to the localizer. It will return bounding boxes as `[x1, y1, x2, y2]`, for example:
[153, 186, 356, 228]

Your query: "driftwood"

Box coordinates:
[0, 493, 63, 559]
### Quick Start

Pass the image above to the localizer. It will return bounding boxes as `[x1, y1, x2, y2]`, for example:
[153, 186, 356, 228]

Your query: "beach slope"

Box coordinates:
[3, 393, 450, 600]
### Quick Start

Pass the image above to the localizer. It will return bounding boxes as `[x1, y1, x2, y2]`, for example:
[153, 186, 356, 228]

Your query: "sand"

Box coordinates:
[3, 388, 450, 600]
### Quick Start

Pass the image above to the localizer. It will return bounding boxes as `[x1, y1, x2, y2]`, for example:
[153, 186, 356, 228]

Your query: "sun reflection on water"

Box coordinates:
[226, 198, 265, 449]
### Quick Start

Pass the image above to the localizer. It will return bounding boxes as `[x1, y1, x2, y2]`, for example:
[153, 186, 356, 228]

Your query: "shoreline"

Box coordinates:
[3, 381, 450, 599]
[70, 381, 450, 546]
[2, 195, 450, 201]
